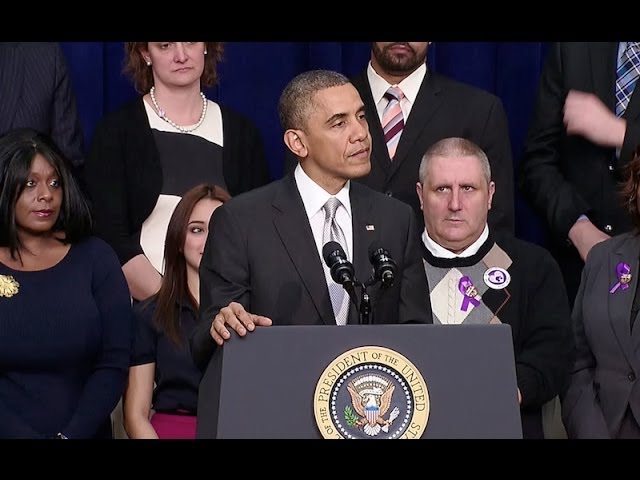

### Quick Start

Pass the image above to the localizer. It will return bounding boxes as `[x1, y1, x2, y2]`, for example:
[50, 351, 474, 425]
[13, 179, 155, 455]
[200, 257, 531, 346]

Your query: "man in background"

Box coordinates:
[351, 42, 515, 234]
[0, 42, 84, 170]
[520, 42, 640, 304]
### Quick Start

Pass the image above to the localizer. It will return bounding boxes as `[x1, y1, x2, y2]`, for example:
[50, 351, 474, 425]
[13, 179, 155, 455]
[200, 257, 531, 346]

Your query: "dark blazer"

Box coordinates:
[84, 97, 271, 266]
[0, 42, 84, 168]
[520, 42, 640, 302]
[190, 174, 433, 370]
[562, 233, 640, 438]
[350, 70, 515, 234]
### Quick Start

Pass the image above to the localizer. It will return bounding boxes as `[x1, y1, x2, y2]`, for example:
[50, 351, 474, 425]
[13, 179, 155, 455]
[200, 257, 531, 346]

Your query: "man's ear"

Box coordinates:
[487, 181, 496, 211]
[416, 182, 424, 211]
[284, 129, 308, 159]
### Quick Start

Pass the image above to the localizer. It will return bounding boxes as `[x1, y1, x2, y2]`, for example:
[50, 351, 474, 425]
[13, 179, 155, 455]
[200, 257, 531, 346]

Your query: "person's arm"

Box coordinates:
[561, 247, 611, 438]
[224, 112, 271, 195]
[519, 42, 591, 243]
[60, 242, 132, 439]
[620, 114, 640, 165]
[567, 216, 610, 262]
[49, 43, 85, 170]
[123, 301, 159, 438]
[244, 120, 271, 190]
[515, 247, 575, 409]
[84, 115, 160, 300]
[397, 205, 432, 324]
[123, 364, 159, 439]
[122, 255, 162, 301]
[0, 398, 45, 438]
[481, 96, 515, 234]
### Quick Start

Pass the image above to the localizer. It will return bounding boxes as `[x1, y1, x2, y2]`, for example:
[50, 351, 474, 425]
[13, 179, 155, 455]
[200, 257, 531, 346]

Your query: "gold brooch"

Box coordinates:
[0, 274, 20, 298]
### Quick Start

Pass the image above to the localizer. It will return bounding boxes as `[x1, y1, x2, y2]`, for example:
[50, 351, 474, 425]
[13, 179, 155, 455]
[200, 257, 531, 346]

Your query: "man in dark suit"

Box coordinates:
[520, 42, 640, 305]
[0, 42, 84, 168]
[350, 42, 514, 234]
[190, 69, 432, 370]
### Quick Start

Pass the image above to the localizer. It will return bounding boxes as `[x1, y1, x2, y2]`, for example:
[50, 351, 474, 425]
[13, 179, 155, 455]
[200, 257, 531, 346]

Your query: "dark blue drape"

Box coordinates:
[59, 41, 551, 244]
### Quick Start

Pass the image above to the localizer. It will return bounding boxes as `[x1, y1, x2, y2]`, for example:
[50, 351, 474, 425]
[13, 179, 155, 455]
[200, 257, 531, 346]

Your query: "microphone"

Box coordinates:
[322, 241, 356, 289]
[369, 243, 397, 288]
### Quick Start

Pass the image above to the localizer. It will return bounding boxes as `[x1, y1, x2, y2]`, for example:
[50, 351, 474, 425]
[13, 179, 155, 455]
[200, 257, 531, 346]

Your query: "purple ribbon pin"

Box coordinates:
[609, 262, 632, 294]
[458, 276, 481, 311]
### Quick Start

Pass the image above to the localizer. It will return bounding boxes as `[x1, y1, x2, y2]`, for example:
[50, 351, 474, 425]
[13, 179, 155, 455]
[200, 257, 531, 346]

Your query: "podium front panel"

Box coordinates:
[198, 324, 522, 438]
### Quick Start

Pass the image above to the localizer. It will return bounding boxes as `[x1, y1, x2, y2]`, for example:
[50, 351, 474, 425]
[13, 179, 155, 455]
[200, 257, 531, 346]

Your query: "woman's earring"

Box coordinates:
[146, 59, 151, 66]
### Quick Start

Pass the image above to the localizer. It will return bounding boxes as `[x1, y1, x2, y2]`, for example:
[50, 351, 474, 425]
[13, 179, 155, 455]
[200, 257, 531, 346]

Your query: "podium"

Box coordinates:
[197, 324, 522, 439]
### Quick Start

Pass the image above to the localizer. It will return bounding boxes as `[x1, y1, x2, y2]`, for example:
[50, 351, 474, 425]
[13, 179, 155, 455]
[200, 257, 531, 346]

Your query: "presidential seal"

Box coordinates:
[313, 346, 429, 439]
[0, 274, 19, 298]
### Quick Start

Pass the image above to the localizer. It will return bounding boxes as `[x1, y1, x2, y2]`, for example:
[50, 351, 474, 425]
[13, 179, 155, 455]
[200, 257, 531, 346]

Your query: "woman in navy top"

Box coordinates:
[123, 184, 229, 439]
[0, 128, 132, 439]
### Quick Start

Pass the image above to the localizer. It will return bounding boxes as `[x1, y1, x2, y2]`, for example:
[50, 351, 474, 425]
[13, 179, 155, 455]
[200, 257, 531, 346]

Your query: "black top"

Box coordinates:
[421, 231, 575, 439]
[84, 97, 271, 266]
[154, 130, 226, 195]
[139, 102, 228, 272]
[131, 298, 201, 414]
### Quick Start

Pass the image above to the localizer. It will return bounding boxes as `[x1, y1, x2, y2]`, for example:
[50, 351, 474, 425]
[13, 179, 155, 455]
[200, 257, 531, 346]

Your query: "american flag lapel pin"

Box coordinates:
[365, 224, 375, 231]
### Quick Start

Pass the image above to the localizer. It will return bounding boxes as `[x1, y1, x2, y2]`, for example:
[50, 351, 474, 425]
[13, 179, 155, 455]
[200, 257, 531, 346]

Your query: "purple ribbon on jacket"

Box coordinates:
[609, 262, 632, 294]
[458, 276, 481, 311]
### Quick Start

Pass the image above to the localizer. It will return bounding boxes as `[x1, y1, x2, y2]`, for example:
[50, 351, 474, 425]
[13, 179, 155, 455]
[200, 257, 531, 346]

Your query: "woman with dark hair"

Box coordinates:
[84, 42, 270, 302]
[123, 183, 229, 439]
[563, 145, 640, 438]
[0, 128, 132, 439]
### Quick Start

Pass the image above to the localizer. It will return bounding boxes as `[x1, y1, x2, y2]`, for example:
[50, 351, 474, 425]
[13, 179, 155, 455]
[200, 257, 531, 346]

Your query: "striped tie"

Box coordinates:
[382, 86, 405, 160]
[323, 197, 349, 326]
[616, 42, 640, 117]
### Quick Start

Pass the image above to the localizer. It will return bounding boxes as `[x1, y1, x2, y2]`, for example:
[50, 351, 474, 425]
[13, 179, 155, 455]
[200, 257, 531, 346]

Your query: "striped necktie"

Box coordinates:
[382, 86, 405, 160]
[616, 42, 640, 117]
[322, 197, 348, 326]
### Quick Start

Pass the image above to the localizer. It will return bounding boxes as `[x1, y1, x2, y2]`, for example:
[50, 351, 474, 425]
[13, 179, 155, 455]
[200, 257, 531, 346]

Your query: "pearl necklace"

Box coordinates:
[149, 86, 208, 133]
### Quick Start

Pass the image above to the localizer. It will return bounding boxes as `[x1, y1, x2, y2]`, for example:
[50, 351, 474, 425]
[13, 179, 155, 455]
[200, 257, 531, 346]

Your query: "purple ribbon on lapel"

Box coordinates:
[458, 276, 481, 311]
[609, 262, 632, 294]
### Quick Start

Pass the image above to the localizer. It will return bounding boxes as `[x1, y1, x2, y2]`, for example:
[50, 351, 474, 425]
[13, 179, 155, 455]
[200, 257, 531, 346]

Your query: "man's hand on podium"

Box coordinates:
[210, 301, 273, 346]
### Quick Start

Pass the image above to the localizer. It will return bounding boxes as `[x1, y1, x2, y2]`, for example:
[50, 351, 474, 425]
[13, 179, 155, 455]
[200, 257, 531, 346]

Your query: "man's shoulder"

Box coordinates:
[492, 231, 555, 263]
[13, 42, 60, 56]
[222, 178, 282, 211]
[432, 73, 503, 107]
[352, 181, 413, 216]
[350, 69, 369, 90]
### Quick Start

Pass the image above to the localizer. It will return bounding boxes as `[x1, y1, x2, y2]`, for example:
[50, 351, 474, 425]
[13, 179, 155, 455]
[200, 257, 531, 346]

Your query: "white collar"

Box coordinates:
[294, 164, 352, 220]
[366, 61, 426, 106]
[422, 225, 489, 258]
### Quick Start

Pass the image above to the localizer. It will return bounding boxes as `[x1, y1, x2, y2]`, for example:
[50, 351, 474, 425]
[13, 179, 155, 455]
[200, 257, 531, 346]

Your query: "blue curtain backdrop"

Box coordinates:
[59, 41, 551, 245]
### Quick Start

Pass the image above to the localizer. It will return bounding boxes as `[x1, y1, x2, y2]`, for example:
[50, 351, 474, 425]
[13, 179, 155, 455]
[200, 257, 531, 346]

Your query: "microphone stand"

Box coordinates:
[355, 277, 379, 325]
[360, 285, 371, 325]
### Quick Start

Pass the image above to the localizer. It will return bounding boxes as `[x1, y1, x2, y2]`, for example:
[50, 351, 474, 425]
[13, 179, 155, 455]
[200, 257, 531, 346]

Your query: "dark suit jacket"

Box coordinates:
[0, 42, 84, 168]
[520, 42, 640, 302]
[84, 97, 271, 266]
[350, 70, 515, 234]
[562, 233, 640, 438]
[190, 174, 433, 370]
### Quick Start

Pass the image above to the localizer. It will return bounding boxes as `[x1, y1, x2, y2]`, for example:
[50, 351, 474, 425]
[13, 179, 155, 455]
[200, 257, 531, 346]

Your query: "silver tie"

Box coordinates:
[323, 197, 348, 326]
